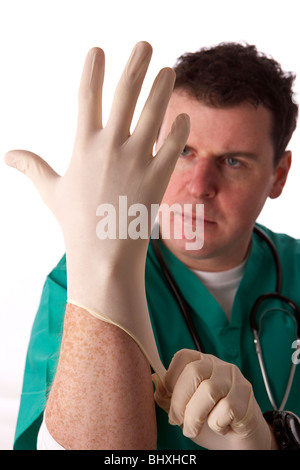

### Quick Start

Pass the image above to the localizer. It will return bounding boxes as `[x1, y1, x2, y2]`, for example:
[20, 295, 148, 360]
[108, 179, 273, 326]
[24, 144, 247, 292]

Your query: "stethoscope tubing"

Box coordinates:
[253, 329, 298, 410]
[152, 235, 205, 352]
[250, 227, 300, 409]
[152, 224, 300, 411]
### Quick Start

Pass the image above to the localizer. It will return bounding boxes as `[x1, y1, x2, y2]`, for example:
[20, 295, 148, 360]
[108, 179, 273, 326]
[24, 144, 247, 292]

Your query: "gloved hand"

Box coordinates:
[153, 349, 272, 450]
[5, 42, 190, 381]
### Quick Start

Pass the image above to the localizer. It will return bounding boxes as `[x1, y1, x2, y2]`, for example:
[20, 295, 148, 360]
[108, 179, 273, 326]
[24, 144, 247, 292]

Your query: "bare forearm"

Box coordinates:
[45, 303, 157, 450]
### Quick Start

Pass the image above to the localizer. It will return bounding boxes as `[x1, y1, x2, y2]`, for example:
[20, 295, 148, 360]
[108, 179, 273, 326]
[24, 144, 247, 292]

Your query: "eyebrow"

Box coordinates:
[222, 151, 258, 159]
[183, 144, 259, 159]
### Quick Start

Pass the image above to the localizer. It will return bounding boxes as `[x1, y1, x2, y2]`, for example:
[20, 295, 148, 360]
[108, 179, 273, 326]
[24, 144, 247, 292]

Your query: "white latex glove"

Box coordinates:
[5, 42, 190, 381]
[153, 349, 272, 450]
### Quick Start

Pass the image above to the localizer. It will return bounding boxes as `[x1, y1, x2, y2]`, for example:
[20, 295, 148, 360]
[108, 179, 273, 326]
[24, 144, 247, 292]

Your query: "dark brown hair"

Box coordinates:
[174, 42, 298, 165]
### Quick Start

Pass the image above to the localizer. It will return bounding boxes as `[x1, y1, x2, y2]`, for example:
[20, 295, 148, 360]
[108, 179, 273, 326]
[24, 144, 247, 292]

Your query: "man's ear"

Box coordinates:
[269, 151, 292, 199]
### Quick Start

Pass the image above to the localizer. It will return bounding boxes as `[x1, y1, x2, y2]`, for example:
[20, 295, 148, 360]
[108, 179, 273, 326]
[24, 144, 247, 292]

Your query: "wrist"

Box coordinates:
[66, 252, 147, 308]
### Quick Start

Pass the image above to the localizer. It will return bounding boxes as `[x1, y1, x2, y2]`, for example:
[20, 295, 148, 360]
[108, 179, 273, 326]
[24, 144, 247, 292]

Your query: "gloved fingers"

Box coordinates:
[205, 368, 253, 435]
[131, 67, 176, 156]
[208, 394, 252, 435]
[164, 349, 202, 393]
[167, 355, 215, 428]
[227, 371, 254, 426]
[206, 397, 239, 436]
[162, 350, 271, 450]
[151, 113, 190, 183]
[4, 150, 59, 204]
[179, 367, 234, 438]
[105, 41, 152, 144]
[76, 47, 105, 139]
[206, 388, 272, 450]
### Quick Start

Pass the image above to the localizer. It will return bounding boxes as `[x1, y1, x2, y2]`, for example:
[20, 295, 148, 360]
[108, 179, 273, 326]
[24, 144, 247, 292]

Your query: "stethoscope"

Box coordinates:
[152, 225, 300, 411]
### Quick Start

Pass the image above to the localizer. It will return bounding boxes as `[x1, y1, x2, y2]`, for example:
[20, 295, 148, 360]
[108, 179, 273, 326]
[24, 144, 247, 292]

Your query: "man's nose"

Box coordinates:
[186, 160, 218, 199]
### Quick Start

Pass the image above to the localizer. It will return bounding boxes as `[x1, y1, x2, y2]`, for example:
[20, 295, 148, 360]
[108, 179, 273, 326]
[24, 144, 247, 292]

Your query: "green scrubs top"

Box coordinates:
[13, 225, 300, 450]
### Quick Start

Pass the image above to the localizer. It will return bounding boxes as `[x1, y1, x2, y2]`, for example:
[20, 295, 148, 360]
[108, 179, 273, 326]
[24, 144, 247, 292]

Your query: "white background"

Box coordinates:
[0, 0, 300, 450]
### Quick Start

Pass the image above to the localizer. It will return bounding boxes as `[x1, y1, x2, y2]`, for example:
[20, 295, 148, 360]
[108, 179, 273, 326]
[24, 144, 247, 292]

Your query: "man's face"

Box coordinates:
[156, 91, 291, 271]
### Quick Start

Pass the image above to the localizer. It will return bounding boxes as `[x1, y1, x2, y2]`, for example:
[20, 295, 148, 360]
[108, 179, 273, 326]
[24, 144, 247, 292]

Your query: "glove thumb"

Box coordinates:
[152, 372, 171, 414]
[5, 150, 59, 204]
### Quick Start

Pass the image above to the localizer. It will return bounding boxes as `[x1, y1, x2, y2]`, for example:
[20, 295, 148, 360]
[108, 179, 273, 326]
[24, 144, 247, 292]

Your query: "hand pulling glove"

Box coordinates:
[5, 42, 190, 381]
[153, 349, 272, 450]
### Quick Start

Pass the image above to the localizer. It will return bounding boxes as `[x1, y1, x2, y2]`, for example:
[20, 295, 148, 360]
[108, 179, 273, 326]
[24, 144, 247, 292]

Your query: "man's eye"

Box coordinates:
[180, 147, 192, 157]
[225, 157, 242, 168]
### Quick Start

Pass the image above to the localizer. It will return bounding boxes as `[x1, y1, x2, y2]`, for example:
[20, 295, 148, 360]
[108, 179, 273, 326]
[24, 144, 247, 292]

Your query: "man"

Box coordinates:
[6, 41, 300, 450]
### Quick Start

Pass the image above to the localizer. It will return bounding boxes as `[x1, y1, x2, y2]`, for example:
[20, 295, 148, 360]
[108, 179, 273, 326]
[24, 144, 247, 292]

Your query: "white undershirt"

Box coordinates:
[192, 260, 247, 320]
